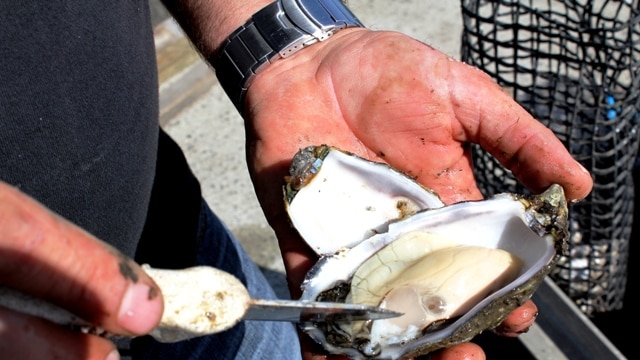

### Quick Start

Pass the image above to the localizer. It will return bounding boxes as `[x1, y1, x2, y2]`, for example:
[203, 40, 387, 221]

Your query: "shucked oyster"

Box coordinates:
[284, 145, 569, 359]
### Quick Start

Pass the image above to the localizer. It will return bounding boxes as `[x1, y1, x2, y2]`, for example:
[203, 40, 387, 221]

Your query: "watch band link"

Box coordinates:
[213, 0, 363, 112]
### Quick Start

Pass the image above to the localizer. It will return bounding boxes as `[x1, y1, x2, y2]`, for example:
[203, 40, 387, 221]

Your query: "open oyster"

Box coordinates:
[284, 145, 569, 359]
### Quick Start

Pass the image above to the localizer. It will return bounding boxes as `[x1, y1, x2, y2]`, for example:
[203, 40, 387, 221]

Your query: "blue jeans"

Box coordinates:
[127, 201, 302, 359]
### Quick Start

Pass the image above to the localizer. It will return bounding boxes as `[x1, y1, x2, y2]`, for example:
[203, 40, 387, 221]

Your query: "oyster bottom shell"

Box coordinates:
[284, 145, 569, 359]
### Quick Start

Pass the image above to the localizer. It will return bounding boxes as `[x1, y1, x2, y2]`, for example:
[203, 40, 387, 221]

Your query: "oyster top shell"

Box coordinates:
[284, 145, 444, 255]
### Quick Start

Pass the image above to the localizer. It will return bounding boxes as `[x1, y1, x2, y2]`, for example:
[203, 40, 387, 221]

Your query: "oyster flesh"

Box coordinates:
[284, 145, 568, 359]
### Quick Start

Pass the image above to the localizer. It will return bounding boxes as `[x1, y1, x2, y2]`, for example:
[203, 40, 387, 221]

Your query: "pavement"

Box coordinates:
[151, 2, 627, 359]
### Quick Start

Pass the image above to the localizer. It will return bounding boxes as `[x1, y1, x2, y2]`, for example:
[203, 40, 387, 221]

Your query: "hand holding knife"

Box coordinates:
[0, 265, 401, 343]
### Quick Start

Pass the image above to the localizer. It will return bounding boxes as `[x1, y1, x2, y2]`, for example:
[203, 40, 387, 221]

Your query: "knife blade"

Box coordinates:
[244, 298, 402, 323]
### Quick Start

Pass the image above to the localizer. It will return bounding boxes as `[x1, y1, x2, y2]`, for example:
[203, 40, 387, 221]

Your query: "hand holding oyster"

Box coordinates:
[284, 145, 569, 359]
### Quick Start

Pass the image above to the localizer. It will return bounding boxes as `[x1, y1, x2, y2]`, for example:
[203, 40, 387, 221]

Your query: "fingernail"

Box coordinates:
[578, 162, 590, 175]
[503, 328, 531, 337]
[106, 350, 120, 360]
[118, 282, 163, 334]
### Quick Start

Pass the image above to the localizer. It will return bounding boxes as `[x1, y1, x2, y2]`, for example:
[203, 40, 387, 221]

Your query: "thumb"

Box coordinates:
[0, 181, 163, 336]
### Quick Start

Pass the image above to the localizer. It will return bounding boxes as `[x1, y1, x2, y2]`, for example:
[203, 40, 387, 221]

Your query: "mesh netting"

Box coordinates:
[460, 0, 640, 315]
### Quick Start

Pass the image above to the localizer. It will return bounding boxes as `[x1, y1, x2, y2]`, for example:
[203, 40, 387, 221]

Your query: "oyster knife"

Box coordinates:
[244, 299, 402, 322]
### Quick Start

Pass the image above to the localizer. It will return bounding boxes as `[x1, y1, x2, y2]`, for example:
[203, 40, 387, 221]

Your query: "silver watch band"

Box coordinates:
[213, 0, 364, 112]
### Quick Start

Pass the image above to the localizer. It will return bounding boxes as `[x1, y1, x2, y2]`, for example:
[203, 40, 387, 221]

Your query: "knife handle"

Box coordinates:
[0, 266, 252, 342]
[144, 266, 251, 341]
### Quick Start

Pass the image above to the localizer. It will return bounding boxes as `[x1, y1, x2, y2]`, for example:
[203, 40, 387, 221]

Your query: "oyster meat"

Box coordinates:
[284, 145, 569, 359]
[348, 232, 523, 351]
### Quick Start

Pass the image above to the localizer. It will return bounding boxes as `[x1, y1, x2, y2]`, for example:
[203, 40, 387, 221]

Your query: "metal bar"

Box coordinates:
[520, 277, 627, 360]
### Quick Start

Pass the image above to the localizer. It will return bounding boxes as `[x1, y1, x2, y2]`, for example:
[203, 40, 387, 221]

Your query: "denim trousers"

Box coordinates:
[126, 200, 302, 360]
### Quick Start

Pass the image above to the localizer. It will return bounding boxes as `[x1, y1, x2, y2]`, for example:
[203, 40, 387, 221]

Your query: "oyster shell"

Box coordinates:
[284, 145, 569, 359]
[285, 145, 444, 255]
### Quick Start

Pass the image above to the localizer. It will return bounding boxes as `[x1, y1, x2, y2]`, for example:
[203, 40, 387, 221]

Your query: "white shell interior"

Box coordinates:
[300, 194, 556, 359]
[287, 150, 444, 255]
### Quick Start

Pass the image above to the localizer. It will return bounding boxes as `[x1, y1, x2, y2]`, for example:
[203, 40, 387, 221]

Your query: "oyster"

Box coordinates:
[284, 145, 569, 359]
[285, 145, 444, 255]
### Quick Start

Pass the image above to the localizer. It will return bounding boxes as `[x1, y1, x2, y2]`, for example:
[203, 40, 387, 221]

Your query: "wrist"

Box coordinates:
[211, 0, 364, 113]
[161, 0, 273, 60]
[210, 1, 274, 56]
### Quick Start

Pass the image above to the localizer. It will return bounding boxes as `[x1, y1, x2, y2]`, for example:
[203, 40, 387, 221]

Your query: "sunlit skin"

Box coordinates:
[0, 182, 164, 360]
[243, 28, 593, 360]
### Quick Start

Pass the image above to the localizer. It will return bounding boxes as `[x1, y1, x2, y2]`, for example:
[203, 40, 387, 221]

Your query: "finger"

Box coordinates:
[0, 305, 118, 360]
[494, 299, 538, 337]
[447, 62, 593, 202]
[0, 182, 163, 336]
[428, 342, 486, 360]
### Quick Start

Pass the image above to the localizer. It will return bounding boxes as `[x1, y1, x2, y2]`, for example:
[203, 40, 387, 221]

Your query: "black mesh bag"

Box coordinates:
[460, 0, 640, 315]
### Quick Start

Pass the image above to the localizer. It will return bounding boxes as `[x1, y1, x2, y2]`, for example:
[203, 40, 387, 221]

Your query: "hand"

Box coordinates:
[0, 181, 164, 360]
[243, 29, 593, 359]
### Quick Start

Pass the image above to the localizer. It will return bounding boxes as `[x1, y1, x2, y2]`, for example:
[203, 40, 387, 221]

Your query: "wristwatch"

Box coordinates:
[213, 0, 364, 112]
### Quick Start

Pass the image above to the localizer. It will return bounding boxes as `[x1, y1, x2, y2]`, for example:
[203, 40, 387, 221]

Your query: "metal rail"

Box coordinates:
[520, 278, 627, 360]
